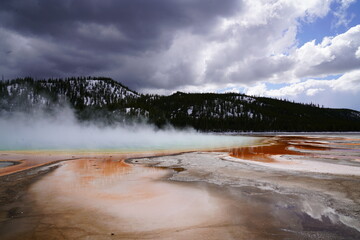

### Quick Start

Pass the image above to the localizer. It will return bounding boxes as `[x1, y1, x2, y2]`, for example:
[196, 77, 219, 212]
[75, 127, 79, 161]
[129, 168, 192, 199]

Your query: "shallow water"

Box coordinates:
[0, 134, 359, 239]
[1, 160, 241, 239]
[0, 161, 18, 168]
[0, 134, 261, 176]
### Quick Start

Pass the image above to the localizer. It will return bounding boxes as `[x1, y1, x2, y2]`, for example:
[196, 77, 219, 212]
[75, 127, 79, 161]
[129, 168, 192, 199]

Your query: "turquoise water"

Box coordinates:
[0, 132, 261, 152]
[0, 161, 17, 168]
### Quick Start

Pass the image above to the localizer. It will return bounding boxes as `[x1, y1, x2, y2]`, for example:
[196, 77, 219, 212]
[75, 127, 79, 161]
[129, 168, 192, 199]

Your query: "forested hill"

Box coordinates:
[1, 77, 360, 132]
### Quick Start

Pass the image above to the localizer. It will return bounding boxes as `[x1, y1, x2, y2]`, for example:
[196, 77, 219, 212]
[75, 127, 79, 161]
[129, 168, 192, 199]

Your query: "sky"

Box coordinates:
[0, 0, 359, 110]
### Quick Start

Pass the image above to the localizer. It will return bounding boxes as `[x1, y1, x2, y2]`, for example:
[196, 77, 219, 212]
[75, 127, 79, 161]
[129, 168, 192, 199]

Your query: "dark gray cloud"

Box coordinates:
[0, 0, 241, 90]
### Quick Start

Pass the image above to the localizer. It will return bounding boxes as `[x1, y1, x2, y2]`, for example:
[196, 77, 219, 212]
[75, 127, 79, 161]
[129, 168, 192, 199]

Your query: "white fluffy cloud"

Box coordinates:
[294, 25, 360, 78]
[133, 0, 359, 110]
[188, 0, 333, 84]
[246, 70, 360, 110]
[243, 22, 360, 110]
[134, 0, 359, 93]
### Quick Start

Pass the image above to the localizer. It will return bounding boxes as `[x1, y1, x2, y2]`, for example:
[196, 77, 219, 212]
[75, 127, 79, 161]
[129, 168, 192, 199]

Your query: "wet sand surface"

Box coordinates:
[0, 134, 360, 239]
[0, 151, 186, 177]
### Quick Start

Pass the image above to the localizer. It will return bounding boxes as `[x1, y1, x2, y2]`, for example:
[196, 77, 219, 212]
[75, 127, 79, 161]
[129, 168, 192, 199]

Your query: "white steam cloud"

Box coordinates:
[0, 107, 258, 151]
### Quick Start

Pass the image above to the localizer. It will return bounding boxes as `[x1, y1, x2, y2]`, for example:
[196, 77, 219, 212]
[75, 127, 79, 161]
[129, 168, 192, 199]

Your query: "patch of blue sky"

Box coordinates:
[297, 0, 360, 46]
[297, 12, 334, 46]
[265, 82, 288, 90]
[253, 74, 342, 93]
[216, 83, 289, 93]
[302, 74, 343, 81]
[216, 86, 246, 94]
[339, 0, 360, 26]
[345, 1, 360, 27]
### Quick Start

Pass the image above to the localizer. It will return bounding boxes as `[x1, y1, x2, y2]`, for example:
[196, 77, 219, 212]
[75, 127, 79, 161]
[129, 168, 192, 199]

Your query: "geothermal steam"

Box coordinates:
[0, 107, 256, 151]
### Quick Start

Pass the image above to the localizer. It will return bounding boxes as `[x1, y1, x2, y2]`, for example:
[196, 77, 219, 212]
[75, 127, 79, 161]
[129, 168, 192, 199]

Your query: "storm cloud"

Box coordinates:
[0, 0, 240, 89]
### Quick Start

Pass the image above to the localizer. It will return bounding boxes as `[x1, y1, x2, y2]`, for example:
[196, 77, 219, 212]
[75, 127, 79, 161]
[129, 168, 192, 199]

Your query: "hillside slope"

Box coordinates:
[136, 92, 360, 131]
[1, 77, 359, 131]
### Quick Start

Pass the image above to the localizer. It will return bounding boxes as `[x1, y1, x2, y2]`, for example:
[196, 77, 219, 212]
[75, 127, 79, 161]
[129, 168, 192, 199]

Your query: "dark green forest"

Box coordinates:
[1, 77, 360, 132]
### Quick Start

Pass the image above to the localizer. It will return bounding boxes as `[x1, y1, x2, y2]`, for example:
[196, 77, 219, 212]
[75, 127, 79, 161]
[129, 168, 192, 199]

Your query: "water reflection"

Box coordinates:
[228, 140, 303, 163]
[228, 135, 360, 164]
[0, 161, 19, 168]
[28, 159, 238, 239]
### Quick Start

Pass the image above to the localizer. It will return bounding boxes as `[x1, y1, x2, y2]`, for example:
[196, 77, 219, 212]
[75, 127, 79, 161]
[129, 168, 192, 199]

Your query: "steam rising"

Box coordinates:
[0, 107, 257, 151]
